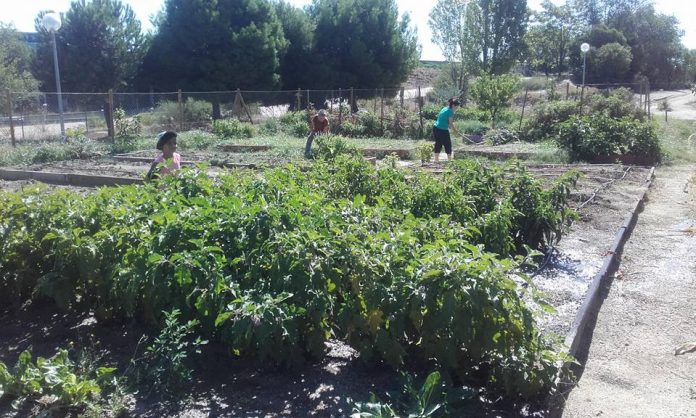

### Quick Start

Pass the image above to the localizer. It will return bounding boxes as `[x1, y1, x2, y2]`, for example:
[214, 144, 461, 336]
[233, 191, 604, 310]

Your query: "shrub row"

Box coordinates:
[0, 158, 578, 398]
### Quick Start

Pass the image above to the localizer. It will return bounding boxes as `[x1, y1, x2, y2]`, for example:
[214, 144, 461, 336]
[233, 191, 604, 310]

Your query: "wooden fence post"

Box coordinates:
[177, 89, 183, 131]
[418, 86, 423, 137]
[350, 87, 355, 113]
[374, 88, 378, 113]
[107, 89, 115, 139]
[519, 88, 529, 131]
[338, 88, 343, 125]
[400, 87, 404, 109]
[7, 92, 16, 147]
[330, 90, 334, 113]
[296, 88, 301, 112]
[565, 82, 570, 101]
[380, 87, 384, 133]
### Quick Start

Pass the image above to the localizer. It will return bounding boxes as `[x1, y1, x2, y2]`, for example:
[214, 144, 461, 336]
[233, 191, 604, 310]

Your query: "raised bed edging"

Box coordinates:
[0, 168, 142, 187]
[219, 144, 274, 153]
[548, 165, 656, 414]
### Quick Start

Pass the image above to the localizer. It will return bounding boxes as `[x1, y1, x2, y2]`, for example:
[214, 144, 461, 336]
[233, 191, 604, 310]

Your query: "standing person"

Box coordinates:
[147, 130, 181, 179]
[432, 98, 462, 162]
[304, 109, 330, 158]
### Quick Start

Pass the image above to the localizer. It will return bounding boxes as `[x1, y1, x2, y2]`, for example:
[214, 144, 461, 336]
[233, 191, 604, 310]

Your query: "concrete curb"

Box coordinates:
[0, 168, 143, 187]
[548, 165, 655, 414]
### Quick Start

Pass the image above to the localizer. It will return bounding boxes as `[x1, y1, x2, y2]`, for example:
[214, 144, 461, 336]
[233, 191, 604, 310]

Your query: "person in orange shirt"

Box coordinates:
[304, 109, 330, 158]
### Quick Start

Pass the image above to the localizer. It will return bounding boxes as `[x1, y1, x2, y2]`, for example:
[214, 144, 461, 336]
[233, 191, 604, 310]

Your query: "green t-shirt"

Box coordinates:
[434, 106, 454, 130]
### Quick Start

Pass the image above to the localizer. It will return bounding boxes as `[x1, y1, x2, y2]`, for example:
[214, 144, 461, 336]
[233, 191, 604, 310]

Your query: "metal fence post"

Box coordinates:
[296, 88, 301, 111]
[350, 87, 355, 113]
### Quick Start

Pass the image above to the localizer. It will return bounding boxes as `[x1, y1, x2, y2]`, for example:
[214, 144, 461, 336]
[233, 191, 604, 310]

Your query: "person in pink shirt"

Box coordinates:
[147, 131, 181, 180]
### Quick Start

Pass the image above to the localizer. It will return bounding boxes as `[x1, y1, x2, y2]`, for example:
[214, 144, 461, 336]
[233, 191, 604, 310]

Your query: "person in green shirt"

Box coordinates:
[432, 98, 462, 162]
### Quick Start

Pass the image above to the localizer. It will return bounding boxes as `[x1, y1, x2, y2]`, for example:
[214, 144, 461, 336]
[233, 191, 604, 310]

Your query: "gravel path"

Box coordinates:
[562, 164, 696, 417]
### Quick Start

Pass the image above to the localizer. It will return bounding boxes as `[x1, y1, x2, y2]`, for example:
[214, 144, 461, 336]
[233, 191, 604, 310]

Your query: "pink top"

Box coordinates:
[152, 152, 181, 176]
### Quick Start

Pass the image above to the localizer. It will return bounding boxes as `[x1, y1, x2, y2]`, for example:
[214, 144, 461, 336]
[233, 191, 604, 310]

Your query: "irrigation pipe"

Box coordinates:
[576, 166, 632, 211]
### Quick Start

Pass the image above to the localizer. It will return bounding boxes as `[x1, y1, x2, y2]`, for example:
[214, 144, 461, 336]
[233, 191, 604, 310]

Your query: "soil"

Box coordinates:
[0, 162, 661, 417]
[560, 164, 696, 417]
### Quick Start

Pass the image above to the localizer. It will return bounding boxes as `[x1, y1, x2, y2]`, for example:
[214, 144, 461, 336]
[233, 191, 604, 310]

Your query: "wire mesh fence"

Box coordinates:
[0, 81, 652, 145]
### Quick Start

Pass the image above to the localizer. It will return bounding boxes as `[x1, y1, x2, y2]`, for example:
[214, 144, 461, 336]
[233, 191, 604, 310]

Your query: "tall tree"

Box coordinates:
[33, 0, 146, 93]
[477, 0, 529, 74]
[527, 0, 576, 77]
[309, 0, 420, 88]
[608, 4, 683, 86]
[0, 24, 39, 108]
[429, 0, 482, 92]
[142, 0, 287, 92]
[273, 1, 317, 90]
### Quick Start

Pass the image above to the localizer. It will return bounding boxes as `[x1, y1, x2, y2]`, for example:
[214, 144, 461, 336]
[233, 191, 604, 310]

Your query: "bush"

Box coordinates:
[522, 101, 579, 142]
[312, 135, 361, 160]
[177, 130, 220, 150]
[520, 76, 551, 91]
[213, 118, 255, 139]
[422, 104, 442, 120]
[336, 120, 366, 137]
[357, 111, 382, 137]
[588, 88, 645, 120]
[485, 128, 520, 146]
[143, 99, 212, 129]
[557, 114, 661, 163]
[458, 119, 489, 136]
[259, 118, 280, 135]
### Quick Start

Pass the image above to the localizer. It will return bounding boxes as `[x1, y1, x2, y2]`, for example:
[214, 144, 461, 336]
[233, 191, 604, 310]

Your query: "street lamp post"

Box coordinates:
[580, 42, 590, 105]
[42, 13, 65, 137]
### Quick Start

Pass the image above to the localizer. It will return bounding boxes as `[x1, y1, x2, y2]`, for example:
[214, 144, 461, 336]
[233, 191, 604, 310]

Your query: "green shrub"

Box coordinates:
[422, 104, 442, 120]
[144, 99, 212, 128]
[520, 76, 552, 91]
[588, 88, 645, 120]
[213, 118, 255, 139]
[289, 120, 309, 137]
[557, 114, 661, 163]
[455, 106, 490, 122]
[358, 111, 383, 137]
[336, 120, 366, 137]
[259, 118, 280, 135]
[279, 111, 307, 126]
[312, 135, 361, 160]
[458, 119, 489, 136]
[417, 141, 433, 164]
[522, 100, 579, 142]
[177, 130, 220, 150]
[485, 128, 520, 145]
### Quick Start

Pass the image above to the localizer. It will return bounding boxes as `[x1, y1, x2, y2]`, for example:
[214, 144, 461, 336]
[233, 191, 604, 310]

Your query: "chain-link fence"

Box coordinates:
[0, 80, 652, 145]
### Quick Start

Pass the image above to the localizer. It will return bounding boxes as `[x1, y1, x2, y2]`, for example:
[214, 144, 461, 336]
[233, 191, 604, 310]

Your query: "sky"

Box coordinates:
[2, 0, 695, 61]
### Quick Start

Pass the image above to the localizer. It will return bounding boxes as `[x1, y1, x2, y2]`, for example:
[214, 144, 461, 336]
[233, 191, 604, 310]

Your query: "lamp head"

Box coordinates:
[42, 13, 62, 32]
[580, 43, 590, 53]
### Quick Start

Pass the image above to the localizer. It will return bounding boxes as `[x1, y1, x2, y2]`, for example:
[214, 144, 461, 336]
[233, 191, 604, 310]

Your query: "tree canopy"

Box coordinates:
[0, 24, 39, 102]
[309, 0, 420, 88]
[33, 0, 146, 93]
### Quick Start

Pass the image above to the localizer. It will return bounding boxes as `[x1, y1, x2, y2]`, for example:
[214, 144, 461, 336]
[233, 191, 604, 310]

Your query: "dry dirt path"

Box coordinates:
[562, 164, 696, 418]
[649, 90, 696, 120]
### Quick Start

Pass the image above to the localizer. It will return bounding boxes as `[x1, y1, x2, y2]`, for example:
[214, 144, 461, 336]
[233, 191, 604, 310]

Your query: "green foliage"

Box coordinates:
[470, 74, 520, 127]
[33, 1, 146, 93]
[114, 107, 142, 151]
[485, 128, 520, 146]
[351, 371, 456, 418]
[0, 24, 39, 112]
[213, 118, 256, 139]
[522, 101, 579, 142]
[592, 43, 633, 83]
[0, 349, 114, 410]
[141, 0, 287, 91]
[417, 142, 433, 164]
[273, 1, 317, 90]
[310, 0, 420, 88]
[134, 309, 207, 389]
[312, 135, 361, 160]
[458, 120, 489, 136]
[177, 130, 220, 150]
[557, 114, 662, 163]
[141, 98, 213, 129]
[0, 158, 580, 399]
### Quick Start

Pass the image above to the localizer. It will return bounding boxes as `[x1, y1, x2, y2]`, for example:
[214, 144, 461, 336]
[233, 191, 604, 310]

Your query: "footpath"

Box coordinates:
[562, 165, 696, 417]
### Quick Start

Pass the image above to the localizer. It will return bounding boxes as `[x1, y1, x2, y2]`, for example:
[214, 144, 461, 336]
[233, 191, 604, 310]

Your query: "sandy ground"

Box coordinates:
[650, 90, 696, 121]
[561, 164, 696, 418]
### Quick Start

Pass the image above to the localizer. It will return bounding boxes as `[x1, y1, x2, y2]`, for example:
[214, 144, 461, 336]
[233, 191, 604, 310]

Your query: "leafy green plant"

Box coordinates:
[557, 114, 661, 163]
[114, 107, 142, 141]
[485, 128, 519, 145]
[133, 309, 207, 389]
[0, 349, 114, 410]
[312, 134, 361, 160]
[458, 119, 489, 136]
[213, 118, 255, 139]
[417, 142, 433, 164]
[177, 130, 220, 150]
[470, 74, 520, 127]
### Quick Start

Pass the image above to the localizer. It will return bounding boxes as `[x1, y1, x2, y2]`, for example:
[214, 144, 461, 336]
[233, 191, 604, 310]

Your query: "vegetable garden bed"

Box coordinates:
[0, 157, 654, 416]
